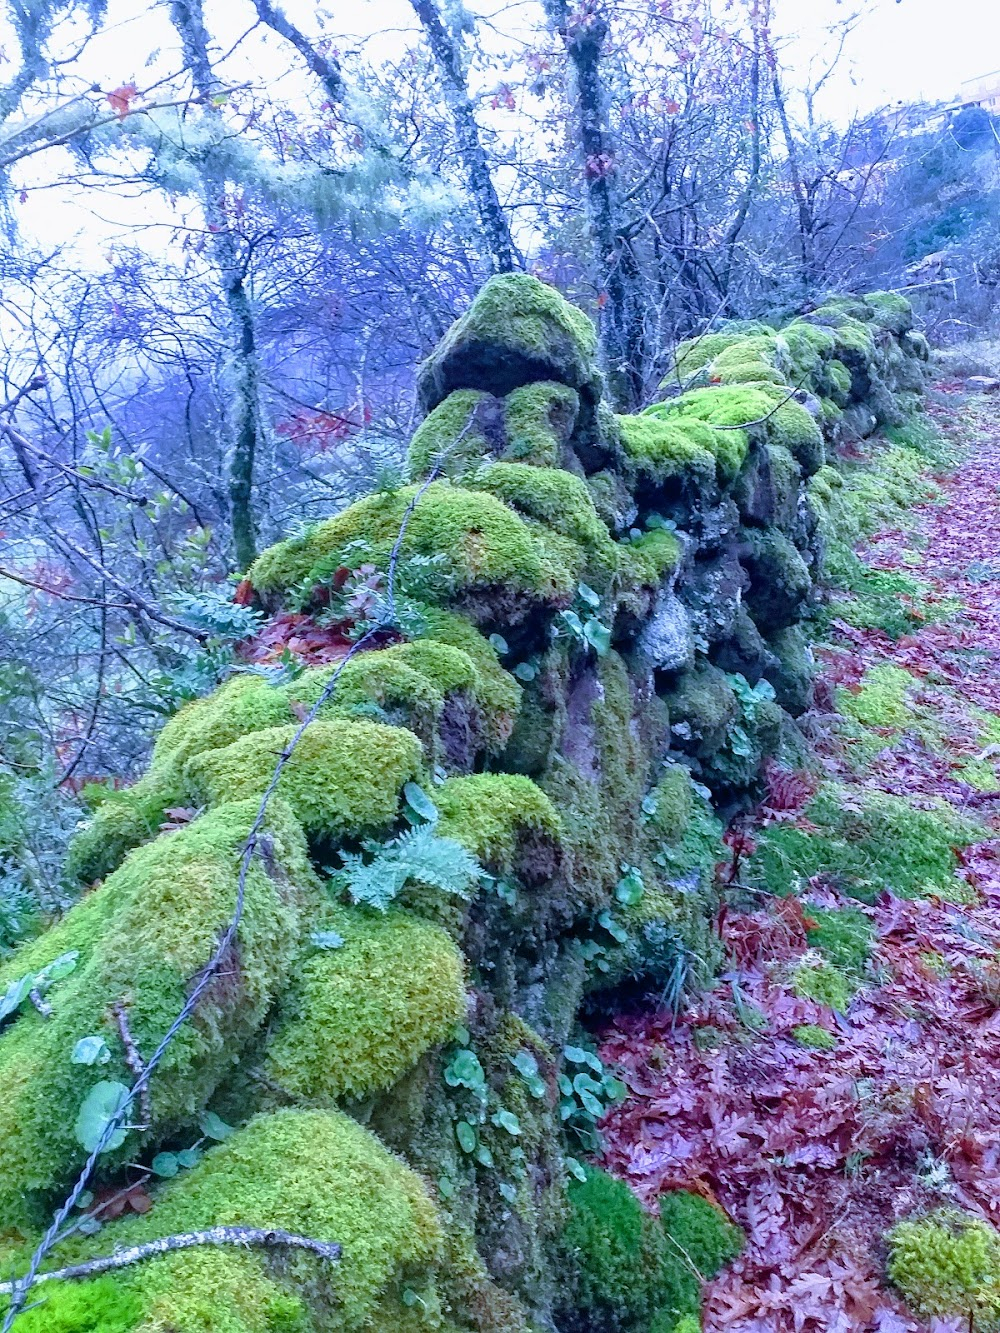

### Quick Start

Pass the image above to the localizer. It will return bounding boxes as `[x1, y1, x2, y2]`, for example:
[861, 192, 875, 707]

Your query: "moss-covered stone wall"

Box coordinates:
[0, 276, 927, 1332]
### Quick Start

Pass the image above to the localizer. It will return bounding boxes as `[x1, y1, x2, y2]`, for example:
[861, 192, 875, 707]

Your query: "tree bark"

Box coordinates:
[170, 0, 265, 570]
[248, 0, 344, 108]
[408, 0, 520, 274]
[542, 0, 645, 410]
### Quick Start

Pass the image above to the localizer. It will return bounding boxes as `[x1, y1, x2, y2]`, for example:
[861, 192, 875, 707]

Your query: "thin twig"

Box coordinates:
[0, 1228, 340, 1294]
[112, 1002, 151, 1129]
[28, 989, 52, 1019]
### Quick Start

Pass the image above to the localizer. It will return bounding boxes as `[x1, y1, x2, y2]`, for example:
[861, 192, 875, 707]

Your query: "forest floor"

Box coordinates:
[599, 388, 1000, 1332]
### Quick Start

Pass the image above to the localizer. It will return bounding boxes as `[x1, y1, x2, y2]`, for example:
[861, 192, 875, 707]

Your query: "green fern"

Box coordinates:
[337, 825, 479, 911]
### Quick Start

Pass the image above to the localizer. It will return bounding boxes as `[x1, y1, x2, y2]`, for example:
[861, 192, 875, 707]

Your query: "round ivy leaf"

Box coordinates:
[74, 1080, 131, 1154]
[455, 1121, 478, 1153]
[199, 1111, 234, 1141]
[72, 1035, 111, 1066]
[150, 1152, 179, 1178]
[492, 1108, 521, 1136]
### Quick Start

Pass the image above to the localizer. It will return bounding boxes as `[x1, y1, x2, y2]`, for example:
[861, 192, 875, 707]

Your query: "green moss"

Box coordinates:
[249, 482, 576, 617]
[152, 674, 294, 774]
[804, 905, 873, 974]
[670, 332, 749, 379]
[643, 393, 754, 482]
[791, 1023, 837, 1050]
[764, 625, 814, 716]
[265, 905, 464, 1101]
[407, 389, 496, 479]
[790, 957, 856, 1011]
[839, 663, 921, 730]
[659, 1189, 744, 1287]
[67, 1110, 445, 1333]
[64, 772, 185, 885]
[620, 529, 683, 592]
[186, 720, 422, 840]
[866, 291, 914, 336]
[0, 800, 316, 1228]
[413, 607, 522, 751]
[416, 273, 599, 411]
[828, 359, 852, 400]
[888, 1209, 1000, 1329]
[713, 362, 787, 387]
[0, 1276, 141, 1331]
[645, 764, 694, 845]
[666, 664, 739, 759]
[504, 381, 579, 467]
[742, 527, 812, 632]
[752, 784, 983, 904]
[435, 774, 561, 872]
[617, 414, 718, 488]
[464, 463, 618, 586]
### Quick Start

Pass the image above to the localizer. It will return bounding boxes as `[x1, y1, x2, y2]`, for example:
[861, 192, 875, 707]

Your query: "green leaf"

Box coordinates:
[488, 633, 509, 655]
[582, 1050, 604, 1073]
[579, 1089, 604, 1118]
[150, 1152, 179, 1178]
[342, 826, 477, 912]
[309, 930, 345, 950]
[444, 1048, 486, 1092]
[452, 1023, 471, 1047]
[498, 1181, 518, 1203]
[526, 1074, 547, 1099]
[176, 1146, 203, 1169]
[40, 951, 79, 983]
[559, 609, 584, 637]
[491, 1109, 521, 1136]
[565, 1155, 588, 1183]
[602, 1076, 628, 1102]
[577, 582, 601, 610]
[437, 1175, 456, 1199]
[74, 1080, 131, 1154]
[199, 1111, 234, 1141]
[557, 1073, 574, 1097]
[510, 1050, 539, 1079]
[615, 867, 645, 905]
[597, 911, 628, 944]
[513, 661, 536, 682]
[563, 1045, 589, 1064]
[474, 1144, 494, 1168]
[0, 973, 36, 1023]
[72, 1036, 111, 1066]
[583, 618, 611, 656]
[455, 1121, 477, 1153]
[403, 782, 438, 824]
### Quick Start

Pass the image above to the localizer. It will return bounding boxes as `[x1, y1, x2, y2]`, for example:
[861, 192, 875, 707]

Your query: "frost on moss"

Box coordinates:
[0, 799, 316, 1228]
[50, 1109, 446, 1333]
[186, 720, 422, 841]
[888, 1208, 1000, 1329]
[416, 273, 599, 412]
[265, 905, 464, 1102]
[248, 482, 575, 619]
[435, 773, 562, 874]
[65, 772, 185, 885]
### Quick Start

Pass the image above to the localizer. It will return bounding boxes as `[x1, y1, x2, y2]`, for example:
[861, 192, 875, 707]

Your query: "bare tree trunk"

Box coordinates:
[408, 0, 520, 274]
[771, 67, 820, 295]
[721, 28, 764, 300]
[543, 0, 645, 410]
[170, 0, 265, 570]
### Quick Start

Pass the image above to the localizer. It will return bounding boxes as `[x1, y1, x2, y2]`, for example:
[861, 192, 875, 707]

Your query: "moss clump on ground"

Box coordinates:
[186, 720, 422, 841]
[0, 800, 316, 1229]
[888, 1209, 1000, 1330]
[248, 482, 576, 617]
[435, 773, 562, 873]
[839, 663, 922, 731]
[804, 905, 874, 975]
[790, 956, 856, 1011]
[791, 1023, 837, 1050]
[416, 273, 599, 410]
[751, 784, 982, 904]
[265, 905, 464, 1102]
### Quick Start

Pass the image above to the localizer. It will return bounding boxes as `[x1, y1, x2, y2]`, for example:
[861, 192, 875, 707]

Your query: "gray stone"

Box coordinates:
[636, 590, 695, 674]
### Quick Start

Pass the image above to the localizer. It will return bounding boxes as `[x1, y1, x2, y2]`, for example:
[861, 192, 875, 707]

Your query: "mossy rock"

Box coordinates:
[435, 773, 562, 878]
[407, 388, 504, 479]
[741, 526, 812, 633]
[0, 800, 317, 1228]
[416, 274, 599, 412]
[186, 720, 422, 842]
[264, 905, 465, 1102]
[617, 413, 719, 491]
[64, 772, 185, 886]
[637, 397, 750, 484]
[20, 1109, 447, 1333]
[152, 673, 295, 774]
[763, 624, 815, 716]
[665, 663, 739, 759]
[504, 380, 581, 466]
[248, 482, 577, 621]
[0, 1276, 142, 1331]
[865, 290, 915, 337]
